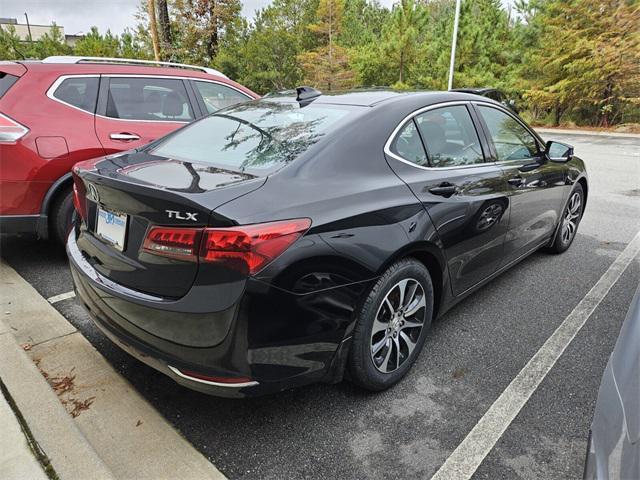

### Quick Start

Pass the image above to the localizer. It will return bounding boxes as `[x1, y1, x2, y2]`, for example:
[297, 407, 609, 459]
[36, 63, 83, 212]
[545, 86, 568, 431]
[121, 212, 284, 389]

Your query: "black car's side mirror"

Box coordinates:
[546, 140, 574, 162]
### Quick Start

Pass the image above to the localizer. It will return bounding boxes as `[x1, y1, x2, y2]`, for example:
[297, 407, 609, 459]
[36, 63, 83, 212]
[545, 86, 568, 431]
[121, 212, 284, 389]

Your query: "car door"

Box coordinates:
[189, 80, 253, 114]
[385, 102, 511, 296]
[94, 76, 196, 154]
[474, 104, 567, 265]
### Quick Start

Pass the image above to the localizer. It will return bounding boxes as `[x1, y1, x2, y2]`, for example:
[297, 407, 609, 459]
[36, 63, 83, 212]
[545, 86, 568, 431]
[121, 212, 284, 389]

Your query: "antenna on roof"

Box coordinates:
[295, 86, 322, 104]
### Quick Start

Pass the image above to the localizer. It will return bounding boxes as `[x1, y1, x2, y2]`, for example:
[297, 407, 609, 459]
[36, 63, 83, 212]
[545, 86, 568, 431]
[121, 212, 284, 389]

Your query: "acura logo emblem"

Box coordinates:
[86, 183, 100, 203]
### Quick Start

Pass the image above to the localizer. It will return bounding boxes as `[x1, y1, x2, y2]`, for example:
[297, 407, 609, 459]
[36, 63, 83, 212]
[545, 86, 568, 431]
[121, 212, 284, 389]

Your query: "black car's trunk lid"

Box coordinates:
[73, 150, 265, 298]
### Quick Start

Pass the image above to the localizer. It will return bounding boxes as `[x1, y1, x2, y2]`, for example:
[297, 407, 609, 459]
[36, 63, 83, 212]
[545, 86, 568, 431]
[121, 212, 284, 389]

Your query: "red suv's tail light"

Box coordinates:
[142, 219, 311, 274]
[0, 112, 28, 143]
[72, 182, 87, 220]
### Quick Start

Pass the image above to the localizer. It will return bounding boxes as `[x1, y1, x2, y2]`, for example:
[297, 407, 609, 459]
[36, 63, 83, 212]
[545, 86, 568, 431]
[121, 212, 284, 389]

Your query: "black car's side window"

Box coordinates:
[477, 105, 538, 161]
[415, 105, 484, 168]
[390, 119, 428, 166]
[105, 77, 194, 122]
[52, 77, 99, 113]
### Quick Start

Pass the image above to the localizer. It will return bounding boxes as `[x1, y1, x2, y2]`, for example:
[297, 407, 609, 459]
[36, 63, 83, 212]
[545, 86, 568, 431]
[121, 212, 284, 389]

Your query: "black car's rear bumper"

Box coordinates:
[68, 232, 369, 397]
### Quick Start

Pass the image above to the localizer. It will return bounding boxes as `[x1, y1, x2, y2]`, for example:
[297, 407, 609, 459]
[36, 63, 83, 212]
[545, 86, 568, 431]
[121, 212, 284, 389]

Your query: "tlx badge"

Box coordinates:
[166, 210, 198, 221]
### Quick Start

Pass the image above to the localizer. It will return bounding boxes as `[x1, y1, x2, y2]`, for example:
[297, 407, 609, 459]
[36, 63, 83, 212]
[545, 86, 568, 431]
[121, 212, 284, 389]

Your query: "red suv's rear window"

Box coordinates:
[0, 73, 19, 99]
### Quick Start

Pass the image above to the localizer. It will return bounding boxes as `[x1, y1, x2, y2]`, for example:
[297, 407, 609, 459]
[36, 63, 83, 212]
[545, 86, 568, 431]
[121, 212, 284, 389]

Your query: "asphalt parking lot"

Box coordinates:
[2, 132, 639, 479]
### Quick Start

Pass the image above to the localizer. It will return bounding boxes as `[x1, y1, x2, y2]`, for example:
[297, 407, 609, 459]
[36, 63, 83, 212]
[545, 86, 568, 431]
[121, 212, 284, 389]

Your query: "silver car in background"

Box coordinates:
[585, 284, 640, 479]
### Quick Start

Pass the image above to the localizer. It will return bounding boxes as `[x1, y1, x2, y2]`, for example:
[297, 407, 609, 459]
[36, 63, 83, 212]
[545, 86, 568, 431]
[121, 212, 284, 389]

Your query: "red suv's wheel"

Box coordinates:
[50, 186, 74, 245]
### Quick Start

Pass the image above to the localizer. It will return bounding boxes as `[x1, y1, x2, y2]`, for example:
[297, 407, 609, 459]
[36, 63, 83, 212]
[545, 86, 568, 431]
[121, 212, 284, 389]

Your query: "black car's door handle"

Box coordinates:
[518, 161, 542, 172]
[429, 183, 457, 196]
[508, 176, 525, 186]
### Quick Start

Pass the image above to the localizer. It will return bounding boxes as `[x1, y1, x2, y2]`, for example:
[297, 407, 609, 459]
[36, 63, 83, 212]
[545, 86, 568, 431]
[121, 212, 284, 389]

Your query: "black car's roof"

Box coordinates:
[263, 89, 490, 107]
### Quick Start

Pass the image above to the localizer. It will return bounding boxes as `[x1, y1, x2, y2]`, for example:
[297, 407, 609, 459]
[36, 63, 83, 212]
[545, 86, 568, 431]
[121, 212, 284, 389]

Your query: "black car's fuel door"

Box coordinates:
[384, 102, 510, 296]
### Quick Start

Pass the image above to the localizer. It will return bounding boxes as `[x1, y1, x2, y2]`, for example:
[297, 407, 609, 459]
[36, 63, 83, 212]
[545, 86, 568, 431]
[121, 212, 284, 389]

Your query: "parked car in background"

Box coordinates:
[584, 284, 640, 479]
[451, 87, 518, 113]
[68, 87, 587, 397]
[0, 56, 258, 244]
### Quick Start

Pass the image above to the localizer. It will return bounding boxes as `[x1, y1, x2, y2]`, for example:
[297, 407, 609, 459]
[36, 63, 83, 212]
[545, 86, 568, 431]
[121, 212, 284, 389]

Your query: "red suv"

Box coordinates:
[0, 56, 258, 244]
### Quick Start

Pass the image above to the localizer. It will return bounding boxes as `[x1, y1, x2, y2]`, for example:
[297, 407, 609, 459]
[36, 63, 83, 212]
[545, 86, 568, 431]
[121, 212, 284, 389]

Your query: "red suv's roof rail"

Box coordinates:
[41, 56, 228, 78]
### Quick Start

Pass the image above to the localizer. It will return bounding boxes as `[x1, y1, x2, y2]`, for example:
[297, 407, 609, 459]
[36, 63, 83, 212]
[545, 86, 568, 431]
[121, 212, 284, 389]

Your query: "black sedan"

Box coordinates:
[68, 88, 588, 397]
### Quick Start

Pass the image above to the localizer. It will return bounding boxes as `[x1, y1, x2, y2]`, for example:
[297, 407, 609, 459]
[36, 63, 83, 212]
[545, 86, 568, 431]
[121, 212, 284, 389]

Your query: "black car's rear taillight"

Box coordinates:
[142, 227, 201, 261]
[200, 219, 311, 274]
[142, 219, 311, 274]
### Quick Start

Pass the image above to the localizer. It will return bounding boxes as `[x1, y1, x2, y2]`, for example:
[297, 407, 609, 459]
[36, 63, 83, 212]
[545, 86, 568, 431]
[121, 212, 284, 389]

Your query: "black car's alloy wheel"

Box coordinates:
[548, 183, 584, 254]
[370, 278, 427, 373]
[349, 258, 433, 391]
[561, 190, 582, 244]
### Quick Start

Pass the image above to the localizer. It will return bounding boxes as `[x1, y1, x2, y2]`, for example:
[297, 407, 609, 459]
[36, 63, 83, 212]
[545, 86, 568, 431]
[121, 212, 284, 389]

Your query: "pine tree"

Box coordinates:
[74, 27, 121, 57]
[341, 0, 389, 48]
[381, 0, 426, 86]
[452, 0, 512, 89]
[298, 0, 355, 91]
[32, 24, 72, 58]
[217, 0, 318, 93]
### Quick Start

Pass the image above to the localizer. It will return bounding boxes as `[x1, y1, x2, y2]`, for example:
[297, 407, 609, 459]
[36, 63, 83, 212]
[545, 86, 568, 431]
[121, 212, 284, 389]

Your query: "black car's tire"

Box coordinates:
[50, 186, 74, 246]
[547, 183, 584, 254]
[348, 258, 434, 391]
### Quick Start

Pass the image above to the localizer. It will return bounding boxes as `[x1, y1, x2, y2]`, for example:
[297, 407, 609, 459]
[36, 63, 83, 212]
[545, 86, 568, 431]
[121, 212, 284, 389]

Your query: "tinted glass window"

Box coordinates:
[390, 120, 428, 166]
[0, 73, 19, 98]
[194, 81, 251, 113]
[478, 106, 538, 161]
[106, 77, 194, 121]
[415, 105, 484, 167]
[53, 77, 99, 113]
[150, 101, 357, 172]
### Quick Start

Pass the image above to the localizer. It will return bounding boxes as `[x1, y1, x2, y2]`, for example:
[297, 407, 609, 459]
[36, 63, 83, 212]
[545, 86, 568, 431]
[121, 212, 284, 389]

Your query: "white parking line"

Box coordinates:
[431, 231, 640, 480]
[46, 291, 76, 304]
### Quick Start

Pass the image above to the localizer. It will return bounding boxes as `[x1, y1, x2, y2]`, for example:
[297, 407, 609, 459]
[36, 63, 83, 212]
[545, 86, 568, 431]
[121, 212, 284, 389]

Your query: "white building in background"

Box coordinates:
[0, 17, 82, 46]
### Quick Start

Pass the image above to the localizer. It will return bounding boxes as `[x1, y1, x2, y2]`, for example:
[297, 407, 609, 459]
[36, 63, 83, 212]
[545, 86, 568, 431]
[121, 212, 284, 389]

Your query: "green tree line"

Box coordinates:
[1, 0, 638, 127]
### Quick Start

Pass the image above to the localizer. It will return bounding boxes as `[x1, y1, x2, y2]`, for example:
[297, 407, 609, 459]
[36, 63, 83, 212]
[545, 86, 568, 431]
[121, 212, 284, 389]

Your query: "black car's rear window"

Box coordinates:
[150, 101, 360, 172]
[0, 73, 19, 98]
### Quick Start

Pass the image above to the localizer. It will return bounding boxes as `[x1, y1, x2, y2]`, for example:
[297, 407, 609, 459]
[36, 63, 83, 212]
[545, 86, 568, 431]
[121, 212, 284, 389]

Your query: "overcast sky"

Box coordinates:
[2, 0, 397, 35]
[4, 0, 513, 36]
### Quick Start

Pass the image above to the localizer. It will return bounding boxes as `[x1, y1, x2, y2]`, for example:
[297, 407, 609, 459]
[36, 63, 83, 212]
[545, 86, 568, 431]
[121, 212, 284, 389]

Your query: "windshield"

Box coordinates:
[149, 100, 359, 173]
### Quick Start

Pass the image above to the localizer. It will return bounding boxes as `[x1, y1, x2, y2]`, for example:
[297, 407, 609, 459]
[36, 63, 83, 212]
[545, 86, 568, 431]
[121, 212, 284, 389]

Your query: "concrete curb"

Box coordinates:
[0, 319, 115, 480]
[0, 378, 50, 480]
[0, 260, 225, 480]
[534, 127, 640, 139]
